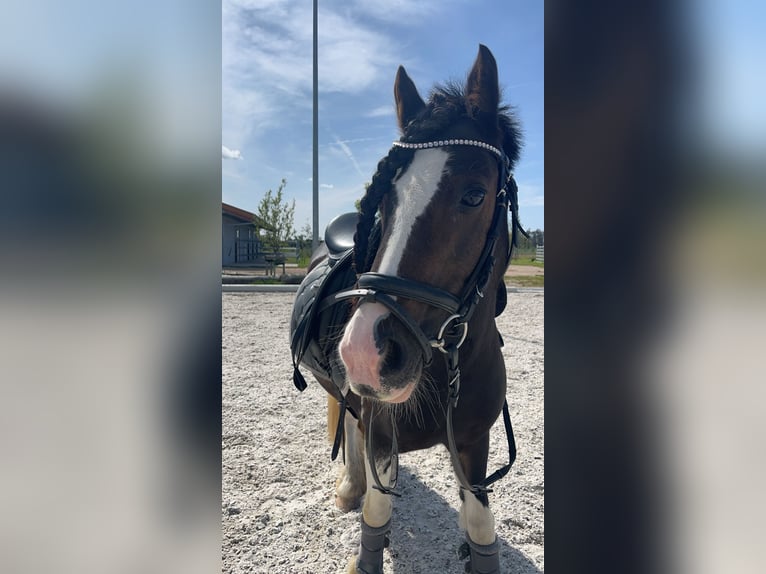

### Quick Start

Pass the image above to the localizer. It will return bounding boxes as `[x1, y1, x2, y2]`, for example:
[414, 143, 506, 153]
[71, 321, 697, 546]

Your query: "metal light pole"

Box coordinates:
[312, 0, 319, 250]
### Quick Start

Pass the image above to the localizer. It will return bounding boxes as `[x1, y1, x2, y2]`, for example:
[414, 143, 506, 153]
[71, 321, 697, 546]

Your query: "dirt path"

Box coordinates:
[222, 292, 544, 573]
[505, 265, 544, 277]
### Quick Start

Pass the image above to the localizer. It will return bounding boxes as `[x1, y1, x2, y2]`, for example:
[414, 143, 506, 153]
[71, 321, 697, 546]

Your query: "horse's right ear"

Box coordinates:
[394, 66, 425, 133]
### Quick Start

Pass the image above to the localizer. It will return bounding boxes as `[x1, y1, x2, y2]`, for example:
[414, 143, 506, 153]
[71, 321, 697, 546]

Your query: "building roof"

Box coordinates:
[222, 202, 276, 231]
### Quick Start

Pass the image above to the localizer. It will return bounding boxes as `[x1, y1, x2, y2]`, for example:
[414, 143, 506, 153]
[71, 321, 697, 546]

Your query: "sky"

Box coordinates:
[693, 0, 766, 161]
[222, 0, 545, 235]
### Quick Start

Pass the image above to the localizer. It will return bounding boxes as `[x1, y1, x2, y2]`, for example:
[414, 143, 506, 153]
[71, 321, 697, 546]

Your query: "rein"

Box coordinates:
[331, 138, 520, 497]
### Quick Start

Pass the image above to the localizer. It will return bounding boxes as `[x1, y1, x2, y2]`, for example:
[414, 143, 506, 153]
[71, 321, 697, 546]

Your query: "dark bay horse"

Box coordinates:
[290, 45, 523, 574]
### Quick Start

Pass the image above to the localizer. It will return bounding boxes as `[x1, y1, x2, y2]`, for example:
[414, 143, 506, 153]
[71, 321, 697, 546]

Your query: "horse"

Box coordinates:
[290, 44, 524, 574]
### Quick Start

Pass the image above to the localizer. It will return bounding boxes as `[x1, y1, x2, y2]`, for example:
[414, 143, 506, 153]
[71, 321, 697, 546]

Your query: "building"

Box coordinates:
[222, 202, 275, 266]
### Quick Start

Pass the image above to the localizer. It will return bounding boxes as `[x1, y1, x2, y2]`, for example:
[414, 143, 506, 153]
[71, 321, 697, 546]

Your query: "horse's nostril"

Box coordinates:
[384, 340, 405, 372]
[374, 318, 394, 354]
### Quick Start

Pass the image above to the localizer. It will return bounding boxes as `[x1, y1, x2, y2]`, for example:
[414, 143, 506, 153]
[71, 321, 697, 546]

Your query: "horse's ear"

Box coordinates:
[394, 66, 425, 133]
[465, 44, 499, 120]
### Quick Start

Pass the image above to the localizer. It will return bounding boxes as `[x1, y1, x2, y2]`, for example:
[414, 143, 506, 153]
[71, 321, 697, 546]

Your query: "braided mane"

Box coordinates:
[353, 82, 522, 273]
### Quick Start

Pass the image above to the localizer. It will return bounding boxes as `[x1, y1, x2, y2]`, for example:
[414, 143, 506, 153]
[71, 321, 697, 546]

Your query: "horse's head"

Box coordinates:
[339, 45, 521, 404]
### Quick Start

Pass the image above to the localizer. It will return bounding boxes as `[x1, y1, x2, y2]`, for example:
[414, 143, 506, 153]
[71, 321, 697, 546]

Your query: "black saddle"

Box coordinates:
[289, 213, 360, 395]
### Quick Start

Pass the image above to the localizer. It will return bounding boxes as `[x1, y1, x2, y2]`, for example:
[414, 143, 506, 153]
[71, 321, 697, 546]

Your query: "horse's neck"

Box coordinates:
[463, 287, 502, 359]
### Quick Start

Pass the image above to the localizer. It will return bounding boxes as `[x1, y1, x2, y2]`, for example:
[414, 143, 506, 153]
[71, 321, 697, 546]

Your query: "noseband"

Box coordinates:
[324, 138, 520, 497]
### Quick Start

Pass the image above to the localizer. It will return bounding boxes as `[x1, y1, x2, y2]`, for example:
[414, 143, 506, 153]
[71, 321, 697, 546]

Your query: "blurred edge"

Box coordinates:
[547, 1, 765, 574]
[0, 2, 221, 574]
[2, 1, 765, 573]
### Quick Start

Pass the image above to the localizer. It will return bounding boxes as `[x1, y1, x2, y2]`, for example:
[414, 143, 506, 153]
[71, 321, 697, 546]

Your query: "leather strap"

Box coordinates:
[320, 288, 434, 365]
[330, 395, 347, 462]
[358, 273, 461, 314]
[445, 344, 517, 496]
[366, 406, 400, 497]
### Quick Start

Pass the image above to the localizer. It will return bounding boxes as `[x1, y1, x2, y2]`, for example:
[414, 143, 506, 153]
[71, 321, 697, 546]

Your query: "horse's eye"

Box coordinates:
[461, 188, 486, 207]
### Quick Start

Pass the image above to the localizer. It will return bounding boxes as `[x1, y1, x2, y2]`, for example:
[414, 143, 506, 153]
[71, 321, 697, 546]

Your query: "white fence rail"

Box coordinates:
[535, 245, 544, 263]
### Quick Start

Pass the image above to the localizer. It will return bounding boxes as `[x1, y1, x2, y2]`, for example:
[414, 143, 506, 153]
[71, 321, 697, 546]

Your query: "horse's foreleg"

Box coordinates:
[460, 489, 496, 545]
[335, 410, 366, 511]
[457, 435, 501, 574]
[346, 455, 393, 574]
[459, 490, 500, 574]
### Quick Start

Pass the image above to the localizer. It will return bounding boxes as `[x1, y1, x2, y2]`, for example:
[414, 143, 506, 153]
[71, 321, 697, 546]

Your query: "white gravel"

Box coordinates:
[223, 292, 544, 573]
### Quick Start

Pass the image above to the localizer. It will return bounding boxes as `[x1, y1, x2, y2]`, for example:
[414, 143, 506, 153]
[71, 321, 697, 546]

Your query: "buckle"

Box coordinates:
[430, 314, 468, 353]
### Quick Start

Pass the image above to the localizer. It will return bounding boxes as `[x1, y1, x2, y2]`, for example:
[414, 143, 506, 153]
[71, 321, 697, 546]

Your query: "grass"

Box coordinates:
[506, 275, 545, 288]
[240, 274, 305, 285]
[510, 257, 544, 268]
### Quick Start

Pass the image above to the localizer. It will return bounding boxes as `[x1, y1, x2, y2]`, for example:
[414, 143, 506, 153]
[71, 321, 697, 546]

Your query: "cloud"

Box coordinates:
[320, 183, 334, 189]
[332, 135, 365, 178]
[222, 145, 243, 160]
[223, 0, 402, 148]
[348, 0, 447, 24]
[366, 105, 394, 118]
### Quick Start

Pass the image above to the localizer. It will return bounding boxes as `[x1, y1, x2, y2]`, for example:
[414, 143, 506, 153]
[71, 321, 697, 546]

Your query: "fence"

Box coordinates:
[234, 238, 261, 263]
[535, 245, 544, 263]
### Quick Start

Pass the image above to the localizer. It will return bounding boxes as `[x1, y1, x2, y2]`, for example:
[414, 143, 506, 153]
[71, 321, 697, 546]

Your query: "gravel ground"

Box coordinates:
[222, 292, 543, 573]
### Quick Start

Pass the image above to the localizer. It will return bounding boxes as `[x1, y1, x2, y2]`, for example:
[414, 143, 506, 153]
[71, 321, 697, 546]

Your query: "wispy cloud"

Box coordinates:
[320, 183, 334, 189]
[348, 0, 448, 24]
[332, 135, 366, 178]
[366, 105, 394, 118]
[222, 145, 243, 160]
[222, 0, 402, 118]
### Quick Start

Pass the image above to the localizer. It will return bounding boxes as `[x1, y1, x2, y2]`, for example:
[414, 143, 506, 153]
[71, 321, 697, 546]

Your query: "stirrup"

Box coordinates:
[355, 517, 391, 574]
[458, 533, 500, 574]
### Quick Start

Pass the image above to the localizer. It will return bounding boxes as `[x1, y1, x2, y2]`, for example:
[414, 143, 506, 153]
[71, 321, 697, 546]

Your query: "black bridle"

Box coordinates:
[324, 138, 521, 497]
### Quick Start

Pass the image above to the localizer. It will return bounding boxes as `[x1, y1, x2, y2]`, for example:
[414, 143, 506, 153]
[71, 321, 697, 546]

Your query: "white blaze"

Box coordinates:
[339, 148, 450, 393]
[377, 148, 450, 275]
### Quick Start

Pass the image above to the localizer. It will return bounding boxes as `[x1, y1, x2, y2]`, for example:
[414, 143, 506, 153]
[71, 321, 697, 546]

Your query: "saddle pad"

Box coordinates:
[289, 248, 356, 393]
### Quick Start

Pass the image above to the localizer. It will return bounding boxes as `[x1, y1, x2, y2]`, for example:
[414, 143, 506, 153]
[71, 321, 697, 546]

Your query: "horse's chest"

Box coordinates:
[392, 380, 504, 454]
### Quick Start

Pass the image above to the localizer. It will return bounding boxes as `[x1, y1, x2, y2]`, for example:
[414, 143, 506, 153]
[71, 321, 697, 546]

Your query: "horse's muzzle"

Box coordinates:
[339, 302, 423, 402]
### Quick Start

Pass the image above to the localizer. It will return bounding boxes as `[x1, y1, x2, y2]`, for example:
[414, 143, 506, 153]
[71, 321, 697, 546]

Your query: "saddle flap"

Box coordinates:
[289, 247, 357, 389]
[290, 260, 332, 360]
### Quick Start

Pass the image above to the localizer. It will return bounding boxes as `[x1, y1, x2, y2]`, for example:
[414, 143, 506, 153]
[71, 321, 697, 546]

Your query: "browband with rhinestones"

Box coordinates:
[392, 139, 504, 161]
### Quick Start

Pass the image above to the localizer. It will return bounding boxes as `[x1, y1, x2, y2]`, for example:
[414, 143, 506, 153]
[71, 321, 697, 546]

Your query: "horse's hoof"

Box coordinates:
[457, 542, 471, 560]
[335, 494, 362, 512]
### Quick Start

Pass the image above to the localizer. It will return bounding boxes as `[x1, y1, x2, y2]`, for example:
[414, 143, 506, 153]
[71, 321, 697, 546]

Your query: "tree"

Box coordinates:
[295, 220, 313, 266]
[296, 220, 312, 243]
[256, 178, 295, 254]
[354, 182, 371, 212]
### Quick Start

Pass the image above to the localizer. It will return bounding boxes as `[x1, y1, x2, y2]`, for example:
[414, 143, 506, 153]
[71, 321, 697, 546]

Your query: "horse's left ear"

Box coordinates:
[465, 44, 499, 120]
